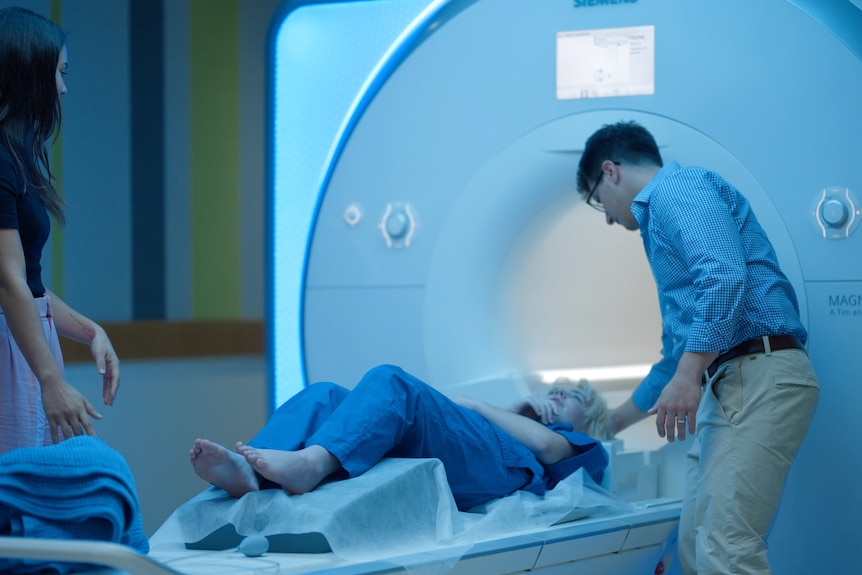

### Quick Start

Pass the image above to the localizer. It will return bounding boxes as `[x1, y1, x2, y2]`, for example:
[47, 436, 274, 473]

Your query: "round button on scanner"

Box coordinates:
[343, 204, 362, 227]
[820, 199, 848, 227]
[385, 211, 409, 239]
[379, 203, 417, 248]
[811, 187, 859, 240]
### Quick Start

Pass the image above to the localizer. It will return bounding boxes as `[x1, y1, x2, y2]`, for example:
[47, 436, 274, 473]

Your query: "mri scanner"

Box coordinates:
[266, 0, 862, 573]
[0, 0, 859, 573]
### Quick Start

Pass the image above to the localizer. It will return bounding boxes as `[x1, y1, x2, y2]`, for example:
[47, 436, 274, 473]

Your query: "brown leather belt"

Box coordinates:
[706, 335, 805, 378]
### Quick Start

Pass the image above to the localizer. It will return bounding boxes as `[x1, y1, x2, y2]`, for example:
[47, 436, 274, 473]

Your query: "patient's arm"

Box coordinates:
[510, 395, 558, 425]
[452, 395, 575, 464]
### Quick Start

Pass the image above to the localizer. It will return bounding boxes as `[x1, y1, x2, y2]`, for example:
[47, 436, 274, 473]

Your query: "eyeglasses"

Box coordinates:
[586, 172, 606, 213]
[585, 162, 620, 213]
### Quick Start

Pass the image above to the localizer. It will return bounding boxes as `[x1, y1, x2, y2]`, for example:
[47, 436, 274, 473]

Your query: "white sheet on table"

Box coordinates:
[150, 457, 629, 561]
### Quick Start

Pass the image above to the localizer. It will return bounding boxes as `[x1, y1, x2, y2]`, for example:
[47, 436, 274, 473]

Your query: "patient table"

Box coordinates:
[0, 505, 679, 575]
[0, 440, 685, 575]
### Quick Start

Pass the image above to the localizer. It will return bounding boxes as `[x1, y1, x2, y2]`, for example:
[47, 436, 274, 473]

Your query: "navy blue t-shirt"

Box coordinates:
[0, 144, 50, 297]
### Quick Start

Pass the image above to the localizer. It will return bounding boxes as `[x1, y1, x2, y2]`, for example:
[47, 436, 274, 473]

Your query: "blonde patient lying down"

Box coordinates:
[190, 364, 613, 511]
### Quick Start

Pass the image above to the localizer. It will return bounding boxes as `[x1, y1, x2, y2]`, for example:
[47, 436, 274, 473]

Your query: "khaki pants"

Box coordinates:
[678, 347, 819, 575]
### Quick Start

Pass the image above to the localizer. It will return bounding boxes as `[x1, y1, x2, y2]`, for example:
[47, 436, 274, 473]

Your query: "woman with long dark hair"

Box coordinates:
[0, 6, 120, 453]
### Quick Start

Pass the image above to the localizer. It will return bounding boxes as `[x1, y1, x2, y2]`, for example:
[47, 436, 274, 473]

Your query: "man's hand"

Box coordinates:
[649, 351, 716, 442]
[651, 375, 701, 441]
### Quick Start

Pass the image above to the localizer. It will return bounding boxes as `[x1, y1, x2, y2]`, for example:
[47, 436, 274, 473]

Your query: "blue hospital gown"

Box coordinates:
[250, 364, 608, 511]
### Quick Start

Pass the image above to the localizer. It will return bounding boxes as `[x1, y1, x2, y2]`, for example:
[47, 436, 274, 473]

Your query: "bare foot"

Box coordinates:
[236, 443, 340, 495]
[189, 439, 259, 498]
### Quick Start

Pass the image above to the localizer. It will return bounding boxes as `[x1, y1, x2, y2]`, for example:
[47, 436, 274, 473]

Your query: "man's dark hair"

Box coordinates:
[577, 121, 663, 199]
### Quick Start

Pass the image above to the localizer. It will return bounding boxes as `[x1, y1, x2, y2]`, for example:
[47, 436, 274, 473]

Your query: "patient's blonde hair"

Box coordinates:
[555, 377, 614, 441]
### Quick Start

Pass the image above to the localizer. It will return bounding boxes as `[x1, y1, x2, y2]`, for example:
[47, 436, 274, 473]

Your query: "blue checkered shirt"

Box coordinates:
[630, 161, 807, 411]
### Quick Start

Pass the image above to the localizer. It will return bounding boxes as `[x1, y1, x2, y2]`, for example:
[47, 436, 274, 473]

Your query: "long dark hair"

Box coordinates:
[0, 6, 66, 224]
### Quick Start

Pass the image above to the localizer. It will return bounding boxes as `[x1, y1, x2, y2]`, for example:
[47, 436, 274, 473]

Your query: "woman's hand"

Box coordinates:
[511, 394, 558, 425]
[39, 377, 102, 443]
[44, 290, 121, 407]
[89, 326, 120, 406]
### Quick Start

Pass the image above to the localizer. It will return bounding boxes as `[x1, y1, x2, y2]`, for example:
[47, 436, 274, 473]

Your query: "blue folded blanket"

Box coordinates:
[0, 436, 149, 574]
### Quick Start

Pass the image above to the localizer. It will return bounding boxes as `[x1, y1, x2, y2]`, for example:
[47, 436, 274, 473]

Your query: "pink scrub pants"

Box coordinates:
[0, 296, 64, 454]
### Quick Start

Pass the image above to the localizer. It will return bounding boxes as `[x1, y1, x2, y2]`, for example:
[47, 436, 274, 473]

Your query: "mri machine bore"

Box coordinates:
[0, 0, 859, 574]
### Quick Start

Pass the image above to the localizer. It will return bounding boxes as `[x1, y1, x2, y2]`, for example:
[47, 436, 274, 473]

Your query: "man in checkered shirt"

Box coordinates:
[577, 120, 819, 575]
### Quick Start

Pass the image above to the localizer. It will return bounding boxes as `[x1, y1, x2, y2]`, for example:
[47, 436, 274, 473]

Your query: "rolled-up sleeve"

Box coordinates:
[544, 425, 609, 487]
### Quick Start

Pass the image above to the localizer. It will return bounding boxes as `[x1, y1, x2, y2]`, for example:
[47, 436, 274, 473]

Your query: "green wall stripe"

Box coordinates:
[189, 0, 241, 319]
[50, 0, 64, 297]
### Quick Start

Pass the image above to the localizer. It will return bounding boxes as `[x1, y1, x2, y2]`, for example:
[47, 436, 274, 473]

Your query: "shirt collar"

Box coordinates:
[631, 160, 681, 227]
[633, 160, 681, 206]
